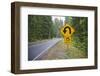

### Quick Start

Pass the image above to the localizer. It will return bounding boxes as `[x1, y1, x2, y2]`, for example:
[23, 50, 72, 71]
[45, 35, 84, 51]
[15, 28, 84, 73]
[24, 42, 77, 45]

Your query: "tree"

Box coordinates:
[28, 15, 53, 42]
[65, 16, 88, 53]
[52, 18, 63, 37]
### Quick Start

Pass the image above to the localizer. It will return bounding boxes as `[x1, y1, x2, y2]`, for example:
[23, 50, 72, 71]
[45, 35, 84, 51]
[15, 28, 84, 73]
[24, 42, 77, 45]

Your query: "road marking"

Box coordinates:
[32, 39, 61, 60]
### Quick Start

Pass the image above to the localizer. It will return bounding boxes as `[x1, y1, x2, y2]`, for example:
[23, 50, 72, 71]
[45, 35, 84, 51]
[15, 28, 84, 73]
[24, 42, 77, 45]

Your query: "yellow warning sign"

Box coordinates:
[60, 23, 75, 44]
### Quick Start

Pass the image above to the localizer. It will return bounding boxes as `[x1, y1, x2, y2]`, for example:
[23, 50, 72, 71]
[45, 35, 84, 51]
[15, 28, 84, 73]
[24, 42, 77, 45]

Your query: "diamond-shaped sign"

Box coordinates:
[60, 23, 75, 43]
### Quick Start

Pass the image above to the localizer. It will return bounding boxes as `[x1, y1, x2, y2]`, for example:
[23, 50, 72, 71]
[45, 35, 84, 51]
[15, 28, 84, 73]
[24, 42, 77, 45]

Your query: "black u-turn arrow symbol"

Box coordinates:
[63, 26, 71, 34]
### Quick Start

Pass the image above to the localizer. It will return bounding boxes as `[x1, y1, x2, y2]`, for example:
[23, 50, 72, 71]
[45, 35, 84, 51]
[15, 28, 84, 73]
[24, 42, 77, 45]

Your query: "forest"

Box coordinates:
[28, 15, 63, 42]
[65, 16, 88, 54]
[28, 15, 88, 58]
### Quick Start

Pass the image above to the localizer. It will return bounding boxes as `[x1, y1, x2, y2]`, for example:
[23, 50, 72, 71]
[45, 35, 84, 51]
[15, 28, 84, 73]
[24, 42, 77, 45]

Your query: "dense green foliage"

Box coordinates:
[52, 18, 63, 37]
[65, 17, 88, 54]
[28, 15, 63, 42]
[28, 15, 52, 42]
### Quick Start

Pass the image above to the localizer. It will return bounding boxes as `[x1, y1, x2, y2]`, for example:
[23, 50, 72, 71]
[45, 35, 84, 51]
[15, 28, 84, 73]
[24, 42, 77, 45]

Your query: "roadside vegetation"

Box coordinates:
[66, 17, 88, 57]
[41, 40, 87, 60]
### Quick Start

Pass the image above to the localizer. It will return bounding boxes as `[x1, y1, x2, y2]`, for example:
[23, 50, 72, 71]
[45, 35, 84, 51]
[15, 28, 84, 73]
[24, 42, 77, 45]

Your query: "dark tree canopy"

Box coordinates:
[65, 16, 88, 54]
[28, 15, 63, 42]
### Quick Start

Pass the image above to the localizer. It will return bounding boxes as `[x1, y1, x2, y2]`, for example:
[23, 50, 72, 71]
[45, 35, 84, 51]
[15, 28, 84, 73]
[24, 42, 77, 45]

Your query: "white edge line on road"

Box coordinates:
[32, 39, 61, 60]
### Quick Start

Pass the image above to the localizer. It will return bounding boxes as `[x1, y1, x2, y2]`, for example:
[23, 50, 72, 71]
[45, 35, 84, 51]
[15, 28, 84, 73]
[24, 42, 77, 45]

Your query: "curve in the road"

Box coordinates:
[28, 38, 61, 60]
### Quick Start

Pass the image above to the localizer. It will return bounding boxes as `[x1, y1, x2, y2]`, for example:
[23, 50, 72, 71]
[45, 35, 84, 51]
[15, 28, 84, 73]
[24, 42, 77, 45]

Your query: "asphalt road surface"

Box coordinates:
[28, 38, 61, 60]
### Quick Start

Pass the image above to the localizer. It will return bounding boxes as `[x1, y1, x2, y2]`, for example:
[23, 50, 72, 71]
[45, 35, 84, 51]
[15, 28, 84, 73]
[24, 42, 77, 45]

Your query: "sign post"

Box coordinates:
[60, 23, 75, 49]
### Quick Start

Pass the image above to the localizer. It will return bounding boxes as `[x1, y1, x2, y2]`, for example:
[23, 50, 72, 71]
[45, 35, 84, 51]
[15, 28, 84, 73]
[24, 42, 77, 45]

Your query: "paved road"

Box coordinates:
[28, 38, 61, 60]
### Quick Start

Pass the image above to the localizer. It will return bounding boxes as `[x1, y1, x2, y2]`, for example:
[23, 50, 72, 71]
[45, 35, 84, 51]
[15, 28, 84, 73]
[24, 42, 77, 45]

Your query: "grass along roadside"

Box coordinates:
[41, 40, 87, 60]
